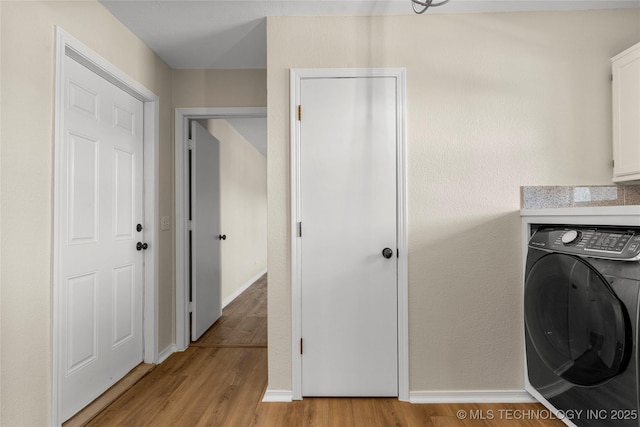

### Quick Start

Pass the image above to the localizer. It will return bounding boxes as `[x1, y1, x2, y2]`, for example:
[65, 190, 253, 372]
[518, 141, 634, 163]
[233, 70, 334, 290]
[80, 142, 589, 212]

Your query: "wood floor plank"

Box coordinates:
[195, 274, 267, 348]
[251, 401, 307, 427]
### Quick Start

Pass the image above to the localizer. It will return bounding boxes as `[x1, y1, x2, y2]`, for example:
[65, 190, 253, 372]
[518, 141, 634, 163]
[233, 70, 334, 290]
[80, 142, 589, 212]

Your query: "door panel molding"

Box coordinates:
[53, 27, 159, 426]
[290, 68, 408, 401]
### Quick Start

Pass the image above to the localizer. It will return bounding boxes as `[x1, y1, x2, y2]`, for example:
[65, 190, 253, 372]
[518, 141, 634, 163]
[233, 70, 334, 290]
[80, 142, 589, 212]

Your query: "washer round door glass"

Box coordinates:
[524, 253, 631, 386]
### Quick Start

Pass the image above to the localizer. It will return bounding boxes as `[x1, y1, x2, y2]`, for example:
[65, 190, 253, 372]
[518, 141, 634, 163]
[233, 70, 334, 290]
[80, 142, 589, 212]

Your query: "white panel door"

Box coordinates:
[300, 76, 398, 396]
[190, 121, 222, 341]
[59, 55, 144, 421]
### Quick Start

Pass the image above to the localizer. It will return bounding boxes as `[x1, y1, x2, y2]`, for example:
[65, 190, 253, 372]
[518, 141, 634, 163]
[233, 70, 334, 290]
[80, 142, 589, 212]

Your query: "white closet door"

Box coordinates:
[300, 76, 398, 396]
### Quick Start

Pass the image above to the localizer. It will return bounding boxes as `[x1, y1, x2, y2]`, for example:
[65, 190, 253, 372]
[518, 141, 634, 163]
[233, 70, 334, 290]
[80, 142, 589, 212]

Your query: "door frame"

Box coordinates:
[290, 68, 409, 401]
[52, 27, 159, 425]
[174, 107, 267, 351]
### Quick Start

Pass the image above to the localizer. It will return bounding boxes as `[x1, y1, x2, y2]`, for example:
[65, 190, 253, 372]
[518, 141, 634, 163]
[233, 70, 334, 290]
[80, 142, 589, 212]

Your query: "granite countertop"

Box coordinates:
[521, 185, 640, 209]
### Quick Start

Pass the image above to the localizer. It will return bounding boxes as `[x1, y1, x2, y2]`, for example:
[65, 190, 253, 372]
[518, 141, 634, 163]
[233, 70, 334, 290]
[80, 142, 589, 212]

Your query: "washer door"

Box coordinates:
[524, 253, 631, 386]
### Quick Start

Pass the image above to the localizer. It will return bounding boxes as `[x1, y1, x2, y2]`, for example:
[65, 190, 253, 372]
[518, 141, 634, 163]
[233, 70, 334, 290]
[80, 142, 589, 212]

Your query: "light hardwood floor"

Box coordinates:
[87, 274, 564, 426]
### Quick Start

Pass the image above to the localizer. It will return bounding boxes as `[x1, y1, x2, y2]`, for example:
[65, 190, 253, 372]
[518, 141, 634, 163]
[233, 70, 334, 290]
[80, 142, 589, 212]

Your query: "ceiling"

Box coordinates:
[100, 0, 640, 70]
[99, 0, 640, 156]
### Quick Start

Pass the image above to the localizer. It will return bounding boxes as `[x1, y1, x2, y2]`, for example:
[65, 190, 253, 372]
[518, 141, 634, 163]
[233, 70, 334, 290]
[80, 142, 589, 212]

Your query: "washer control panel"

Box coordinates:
[529, 226, 640, 261]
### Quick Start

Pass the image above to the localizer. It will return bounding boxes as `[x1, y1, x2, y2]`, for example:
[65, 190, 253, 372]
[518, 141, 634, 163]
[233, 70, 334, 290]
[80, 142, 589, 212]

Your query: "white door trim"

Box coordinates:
[53, 27, 159, 426]
[174, 107, 267, 351]
[290, 68, 409, 401]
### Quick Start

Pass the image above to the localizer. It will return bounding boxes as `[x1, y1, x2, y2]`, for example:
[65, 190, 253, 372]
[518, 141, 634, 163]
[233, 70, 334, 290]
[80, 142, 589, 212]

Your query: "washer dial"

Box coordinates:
[561, 230, 580, 245]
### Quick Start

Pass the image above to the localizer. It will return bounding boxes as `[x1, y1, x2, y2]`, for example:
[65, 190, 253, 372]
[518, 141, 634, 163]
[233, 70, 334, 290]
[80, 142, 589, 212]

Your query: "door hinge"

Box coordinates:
[187, 220, 192, 231]
[611, 74, 614, 82]
[297, 221, 302, 237]
[297, 105, 302, 121]
[300, 338, 303, 355]
[187, 139, 194, 150]
[188, 302, 194, 313]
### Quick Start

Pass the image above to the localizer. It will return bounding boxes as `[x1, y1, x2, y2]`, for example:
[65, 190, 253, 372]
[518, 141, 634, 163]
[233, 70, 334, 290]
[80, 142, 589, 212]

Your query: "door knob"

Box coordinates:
[382, 248, 393, 259]
[136, 242, 148, 251]
[219, 234, 227, 240]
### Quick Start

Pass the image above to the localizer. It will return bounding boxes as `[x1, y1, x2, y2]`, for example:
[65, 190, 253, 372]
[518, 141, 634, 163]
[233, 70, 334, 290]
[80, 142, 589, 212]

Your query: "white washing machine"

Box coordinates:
[522, 206, 640, 427]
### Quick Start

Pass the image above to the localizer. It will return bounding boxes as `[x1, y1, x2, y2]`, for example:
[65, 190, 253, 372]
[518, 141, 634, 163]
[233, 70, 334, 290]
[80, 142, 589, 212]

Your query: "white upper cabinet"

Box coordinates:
[612, 42, 640, 182]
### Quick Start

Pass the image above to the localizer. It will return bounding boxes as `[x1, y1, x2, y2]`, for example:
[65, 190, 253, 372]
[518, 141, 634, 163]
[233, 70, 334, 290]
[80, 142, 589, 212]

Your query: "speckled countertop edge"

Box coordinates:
[521, 185, 640, 209]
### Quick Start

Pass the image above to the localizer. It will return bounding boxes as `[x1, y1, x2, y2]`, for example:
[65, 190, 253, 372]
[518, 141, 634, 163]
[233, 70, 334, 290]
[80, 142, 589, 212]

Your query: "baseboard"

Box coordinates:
[261, 389, 533, 404]
[222, 267, 267, 308]
[262, 389, 293, 402]
[409, 390, 536, 404]
[158, 344, 177, 364]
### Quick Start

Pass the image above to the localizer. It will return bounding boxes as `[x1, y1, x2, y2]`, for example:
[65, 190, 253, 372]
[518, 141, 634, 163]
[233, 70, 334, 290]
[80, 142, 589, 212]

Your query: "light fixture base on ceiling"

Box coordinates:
[412, 0, 450, 14]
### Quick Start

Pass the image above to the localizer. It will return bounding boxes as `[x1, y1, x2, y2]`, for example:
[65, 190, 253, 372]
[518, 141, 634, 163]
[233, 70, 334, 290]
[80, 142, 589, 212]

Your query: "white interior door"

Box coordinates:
[190, 121, 222, 341]
[300, 76, 398, 396]
[59, 55, 144, 421]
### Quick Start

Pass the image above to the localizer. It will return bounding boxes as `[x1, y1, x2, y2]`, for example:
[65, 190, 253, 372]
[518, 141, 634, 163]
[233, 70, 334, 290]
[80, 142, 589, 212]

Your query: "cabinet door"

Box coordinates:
[612, 42, 640, 182]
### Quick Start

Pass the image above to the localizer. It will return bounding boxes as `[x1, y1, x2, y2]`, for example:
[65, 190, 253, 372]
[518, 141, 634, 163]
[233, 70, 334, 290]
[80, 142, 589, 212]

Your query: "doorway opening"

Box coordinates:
[175, 108, 267, 351]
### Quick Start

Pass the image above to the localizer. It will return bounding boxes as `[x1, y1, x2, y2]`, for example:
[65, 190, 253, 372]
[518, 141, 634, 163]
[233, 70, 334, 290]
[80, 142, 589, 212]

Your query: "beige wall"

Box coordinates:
[266, 10, 640, 392]
[0, 1, 173, 425]
[207, 120, 267, 304]
[173, 69, 267, 108]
